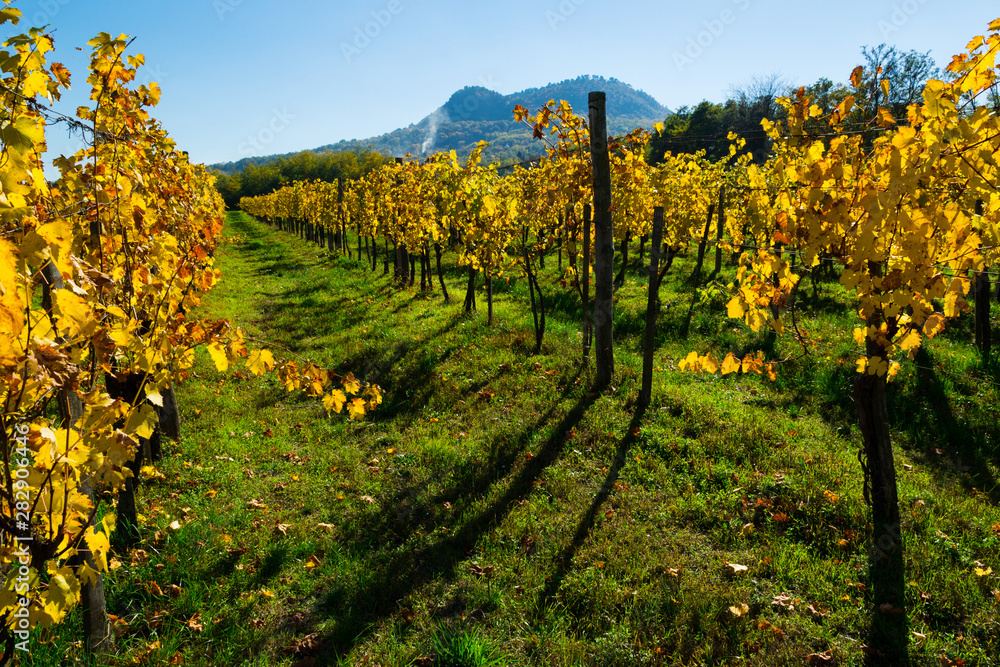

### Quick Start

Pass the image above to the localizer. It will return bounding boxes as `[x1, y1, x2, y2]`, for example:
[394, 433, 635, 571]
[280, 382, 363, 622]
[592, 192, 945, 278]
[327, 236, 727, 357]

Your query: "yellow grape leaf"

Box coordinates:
[206, 341, 229, 371]
[146, 389, 164, 407]
[702, 353, 720, 374]
[868, 357, 889, 377]
[944, 291, 967, 318]
[53, 289, 93, 338]
[877, 108, 896, 126]
[729, 603, 750, 617]
[850, 66, 864, 88]
[342, 372, 361, 394]
[726, 296, 745, 319]
[721, 353, 740, 375]
[0, 238, 23, 344]
[741, 354, 762, 375]
[246, 349, 275, 376]
[347, 397, 367, 420]
[322, 389, 346, 414]
[897, 329, 922, 352]
[922, 313, 946, 338]
[887, 361, 901, 382]
[84, 531, 111, 571]
[125, 404, 158, 440]
[853, 328, 866, 346]
[40, 569, 78, 628]
[678, 351, 700, 372]
[975, 566, 993, 577]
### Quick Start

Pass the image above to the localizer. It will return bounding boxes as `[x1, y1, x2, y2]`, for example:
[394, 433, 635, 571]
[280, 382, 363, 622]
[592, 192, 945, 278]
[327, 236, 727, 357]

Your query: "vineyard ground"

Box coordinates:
[35, 212, 1000, 666]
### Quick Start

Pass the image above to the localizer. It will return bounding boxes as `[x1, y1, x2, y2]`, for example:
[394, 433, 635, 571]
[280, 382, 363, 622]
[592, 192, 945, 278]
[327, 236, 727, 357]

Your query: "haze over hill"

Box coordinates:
[211, 76, 669, 174]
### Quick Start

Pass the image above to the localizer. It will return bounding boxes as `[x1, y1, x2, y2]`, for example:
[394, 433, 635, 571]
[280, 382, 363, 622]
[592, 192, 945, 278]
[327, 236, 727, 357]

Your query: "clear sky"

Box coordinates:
[10, 0, 1000, 167]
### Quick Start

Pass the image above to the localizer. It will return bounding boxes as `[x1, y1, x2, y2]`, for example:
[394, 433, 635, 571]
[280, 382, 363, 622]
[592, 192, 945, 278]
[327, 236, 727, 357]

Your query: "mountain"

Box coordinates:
[211, 76, 669, 173]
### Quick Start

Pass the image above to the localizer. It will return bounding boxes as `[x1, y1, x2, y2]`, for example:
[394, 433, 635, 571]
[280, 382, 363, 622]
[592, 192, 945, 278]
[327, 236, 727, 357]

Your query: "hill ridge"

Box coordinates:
[212, 75, 669, 173]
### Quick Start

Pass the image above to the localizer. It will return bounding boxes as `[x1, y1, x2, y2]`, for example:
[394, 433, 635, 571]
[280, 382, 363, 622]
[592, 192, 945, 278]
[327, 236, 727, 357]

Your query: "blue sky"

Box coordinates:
[10, 0, 1000, 167]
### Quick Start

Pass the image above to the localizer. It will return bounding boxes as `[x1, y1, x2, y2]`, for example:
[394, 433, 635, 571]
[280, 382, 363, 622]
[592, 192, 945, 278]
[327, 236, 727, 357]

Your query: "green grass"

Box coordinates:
[28, 212, 1000, 666]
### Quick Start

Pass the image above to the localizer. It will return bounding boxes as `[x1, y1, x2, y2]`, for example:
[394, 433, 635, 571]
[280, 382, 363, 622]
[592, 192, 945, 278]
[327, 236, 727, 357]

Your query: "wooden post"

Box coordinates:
[639, 207, 665, 408]
[691, 204, 715, 285]
[582, 203, 592, 361]
[40, 262, 113, 655]
[975, 271, 992, 357]
[974, 200, 991, 357]
[158, 385, 181, 442]
[589, 91, 615, 388]
[435, 242, 450, 302]
[714, 186, 726, 275]
[487, 275, 494, 325]
[855, 263, 909, 664]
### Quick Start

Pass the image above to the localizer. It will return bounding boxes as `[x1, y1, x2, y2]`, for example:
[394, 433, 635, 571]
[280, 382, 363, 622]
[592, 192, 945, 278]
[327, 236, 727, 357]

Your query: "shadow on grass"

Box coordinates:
[534, 403, 647, 613]
[894, 349, 1000, 505]
[307, 381, 597, 661]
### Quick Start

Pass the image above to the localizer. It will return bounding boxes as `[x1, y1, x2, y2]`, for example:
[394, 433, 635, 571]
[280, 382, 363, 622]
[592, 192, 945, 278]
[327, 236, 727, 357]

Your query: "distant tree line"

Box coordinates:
[647, 45, 952, 165]
[212, 148, 390, 210]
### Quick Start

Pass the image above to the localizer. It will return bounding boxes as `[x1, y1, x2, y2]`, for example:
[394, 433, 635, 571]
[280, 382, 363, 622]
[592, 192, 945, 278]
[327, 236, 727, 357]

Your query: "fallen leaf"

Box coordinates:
[186, 612, 204, 632]
[939, 657, 967, 666]
[359, 495, 375, 504]
[974, 566, 993, 577]
[772, 594, 795, 611]
[169, 520, 182, 530]
[806, 602, 829, 618]
[285, 632, 322, 656]
[275, 523, 292, 536]
[861, 644, 885, 657]
[316, 523, 335, 532]
[469, 564, 495, 578]
[260, 589, 274, 598]
[729, 603, 749, 616]
[725, 562, 748, 574]
[248, 499, 267, 509]
[304, 555, 322, 569]
[740, 523, 755, 537]
[204, 489, 218, 498]
[806, 650, 835, 664]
